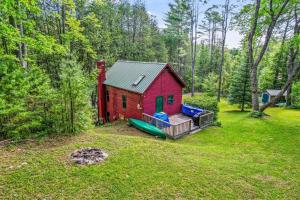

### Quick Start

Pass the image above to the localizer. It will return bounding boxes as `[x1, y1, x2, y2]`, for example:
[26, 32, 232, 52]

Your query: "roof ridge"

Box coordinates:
[117, 60, 167, 65]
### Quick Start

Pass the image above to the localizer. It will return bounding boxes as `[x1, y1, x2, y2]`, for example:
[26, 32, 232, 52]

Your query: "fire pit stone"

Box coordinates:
[70, 147, 108, 165]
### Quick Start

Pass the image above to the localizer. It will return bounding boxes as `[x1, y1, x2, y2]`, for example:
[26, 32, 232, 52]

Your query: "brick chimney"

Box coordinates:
[97, 60, 106, 123]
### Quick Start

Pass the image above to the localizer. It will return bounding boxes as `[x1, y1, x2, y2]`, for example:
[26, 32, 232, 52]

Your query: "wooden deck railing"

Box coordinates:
[199, 112, 214, 128]
[142, 113, 192, 139]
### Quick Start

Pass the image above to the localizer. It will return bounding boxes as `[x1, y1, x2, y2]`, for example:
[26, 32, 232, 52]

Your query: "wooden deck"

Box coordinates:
[169, 113, 200, 131]
[142, 112, 214, 139]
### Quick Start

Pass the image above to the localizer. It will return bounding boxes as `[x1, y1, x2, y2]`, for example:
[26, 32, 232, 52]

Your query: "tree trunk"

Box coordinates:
[61, 4, 66, 35]
[286, 85, 292, 106]
[208, 20, 212, 71]
[56, 2, 63, 44]
[217, 0, 230, 102]
[260, 62, 300, 112]
[248, 0, 261, 111]
[241, 101, 245, 112]
[260, 7, 299, 112]
[20, 20, 27, 68]
[68, 78, 74, 133]
[248, 0, 289, 112]
[286, 6, 299, 106]
[193, 5, 198, 95]
[190, 0, 198, 97]
[190, 2, 195, 96]
[241, 68, 249, 112]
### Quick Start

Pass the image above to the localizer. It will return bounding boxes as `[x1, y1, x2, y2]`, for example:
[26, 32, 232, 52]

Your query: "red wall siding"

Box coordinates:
[142, 68, 183, 116]
[106, 86, 143, 122]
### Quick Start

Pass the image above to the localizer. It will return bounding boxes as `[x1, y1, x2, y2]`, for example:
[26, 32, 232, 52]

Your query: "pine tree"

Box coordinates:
[228, 56, 251, 111]
[57, 58, 94, 133]
[164, 0, 190, 75]
[0, 59, 56, 139]
[0, 59, 30, 139]
[201, 72, 218, 96]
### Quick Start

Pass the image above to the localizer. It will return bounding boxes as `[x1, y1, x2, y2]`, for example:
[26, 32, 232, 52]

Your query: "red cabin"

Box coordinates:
[97, 60, 185, 123]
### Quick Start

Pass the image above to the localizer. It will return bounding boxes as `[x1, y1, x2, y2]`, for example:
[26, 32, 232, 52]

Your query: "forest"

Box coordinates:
[0, 0, 299, 140]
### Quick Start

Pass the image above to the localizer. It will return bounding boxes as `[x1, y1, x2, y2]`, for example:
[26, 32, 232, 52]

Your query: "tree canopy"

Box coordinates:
[0, 0, 299, 139]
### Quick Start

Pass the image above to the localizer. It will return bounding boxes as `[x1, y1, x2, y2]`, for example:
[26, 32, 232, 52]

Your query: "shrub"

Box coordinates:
[291, 81, 300, 107]
[201, 73, 218, 96]
[249, 111, 267, 118]
[183, 93, 219, 121]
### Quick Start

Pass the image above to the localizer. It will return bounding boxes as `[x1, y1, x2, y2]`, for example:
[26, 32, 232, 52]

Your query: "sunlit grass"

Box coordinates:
[0, 101, 299, 199]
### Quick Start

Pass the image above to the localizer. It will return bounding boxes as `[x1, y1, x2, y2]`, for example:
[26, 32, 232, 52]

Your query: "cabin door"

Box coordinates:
[156, 96, 163, 113]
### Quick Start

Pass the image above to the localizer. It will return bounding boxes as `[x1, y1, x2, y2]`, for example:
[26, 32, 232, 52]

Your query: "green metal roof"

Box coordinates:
[103, 60, 167, 93]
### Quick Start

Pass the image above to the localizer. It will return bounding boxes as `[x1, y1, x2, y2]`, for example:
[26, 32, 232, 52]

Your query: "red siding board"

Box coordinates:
[142, 68, 183, 116]
[106, 86, 143, 122]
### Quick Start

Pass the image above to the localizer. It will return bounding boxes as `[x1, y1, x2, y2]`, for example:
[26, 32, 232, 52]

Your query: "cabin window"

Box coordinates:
[167, 95, 174, 104]
[106, 90, 109, 102]
[122, 95, 127, 109]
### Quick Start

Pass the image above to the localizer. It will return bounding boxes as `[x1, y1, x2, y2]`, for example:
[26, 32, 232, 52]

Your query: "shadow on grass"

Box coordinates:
[224, 110, 251, 113]
[95, 121, 153, 139]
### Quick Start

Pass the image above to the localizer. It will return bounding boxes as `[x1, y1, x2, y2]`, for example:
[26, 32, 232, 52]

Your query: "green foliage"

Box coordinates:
[24, 65, 58, 136]
[56, 58, 95, 133]
[0, 59, 29, 139]
[0, 0, 170, 139]
[291, 81, 300, 107]
[271, 44, 289, 89]
[183, 93, 219, 121]
[201, 73, 218, 96]
[182, 68, 201, 93]
[259, 65, 275, 91]
[228, 55, 252, 111]
[0, 59, 56, 139]
[249, 111, 266, 118]
[163, 0, 190, 74]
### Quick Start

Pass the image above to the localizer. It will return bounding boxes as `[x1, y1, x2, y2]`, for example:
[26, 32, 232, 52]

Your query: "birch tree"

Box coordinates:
[247, 0, 290, 112]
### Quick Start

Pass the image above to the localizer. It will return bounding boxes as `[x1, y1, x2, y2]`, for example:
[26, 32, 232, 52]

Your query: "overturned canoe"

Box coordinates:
[128, 118, 167, 139]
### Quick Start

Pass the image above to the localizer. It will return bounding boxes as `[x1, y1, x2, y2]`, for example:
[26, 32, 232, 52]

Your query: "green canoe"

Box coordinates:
[128, 118, 167, 139]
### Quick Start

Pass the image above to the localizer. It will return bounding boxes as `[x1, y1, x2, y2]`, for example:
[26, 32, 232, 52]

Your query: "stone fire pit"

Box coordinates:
[70, 148, 108, 165]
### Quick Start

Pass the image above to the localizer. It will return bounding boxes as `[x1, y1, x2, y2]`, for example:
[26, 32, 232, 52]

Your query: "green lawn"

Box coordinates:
[1, 101, 299, 199]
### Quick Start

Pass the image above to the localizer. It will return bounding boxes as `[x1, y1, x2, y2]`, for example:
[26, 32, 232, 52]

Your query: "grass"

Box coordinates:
[0, 101, 299, 199]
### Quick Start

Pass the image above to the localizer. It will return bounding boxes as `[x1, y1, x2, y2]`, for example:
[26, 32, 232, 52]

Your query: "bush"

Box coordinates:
[249, 111, 267, 118]
[291, 81, 300, 107]
[183, 93, 219, 121]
